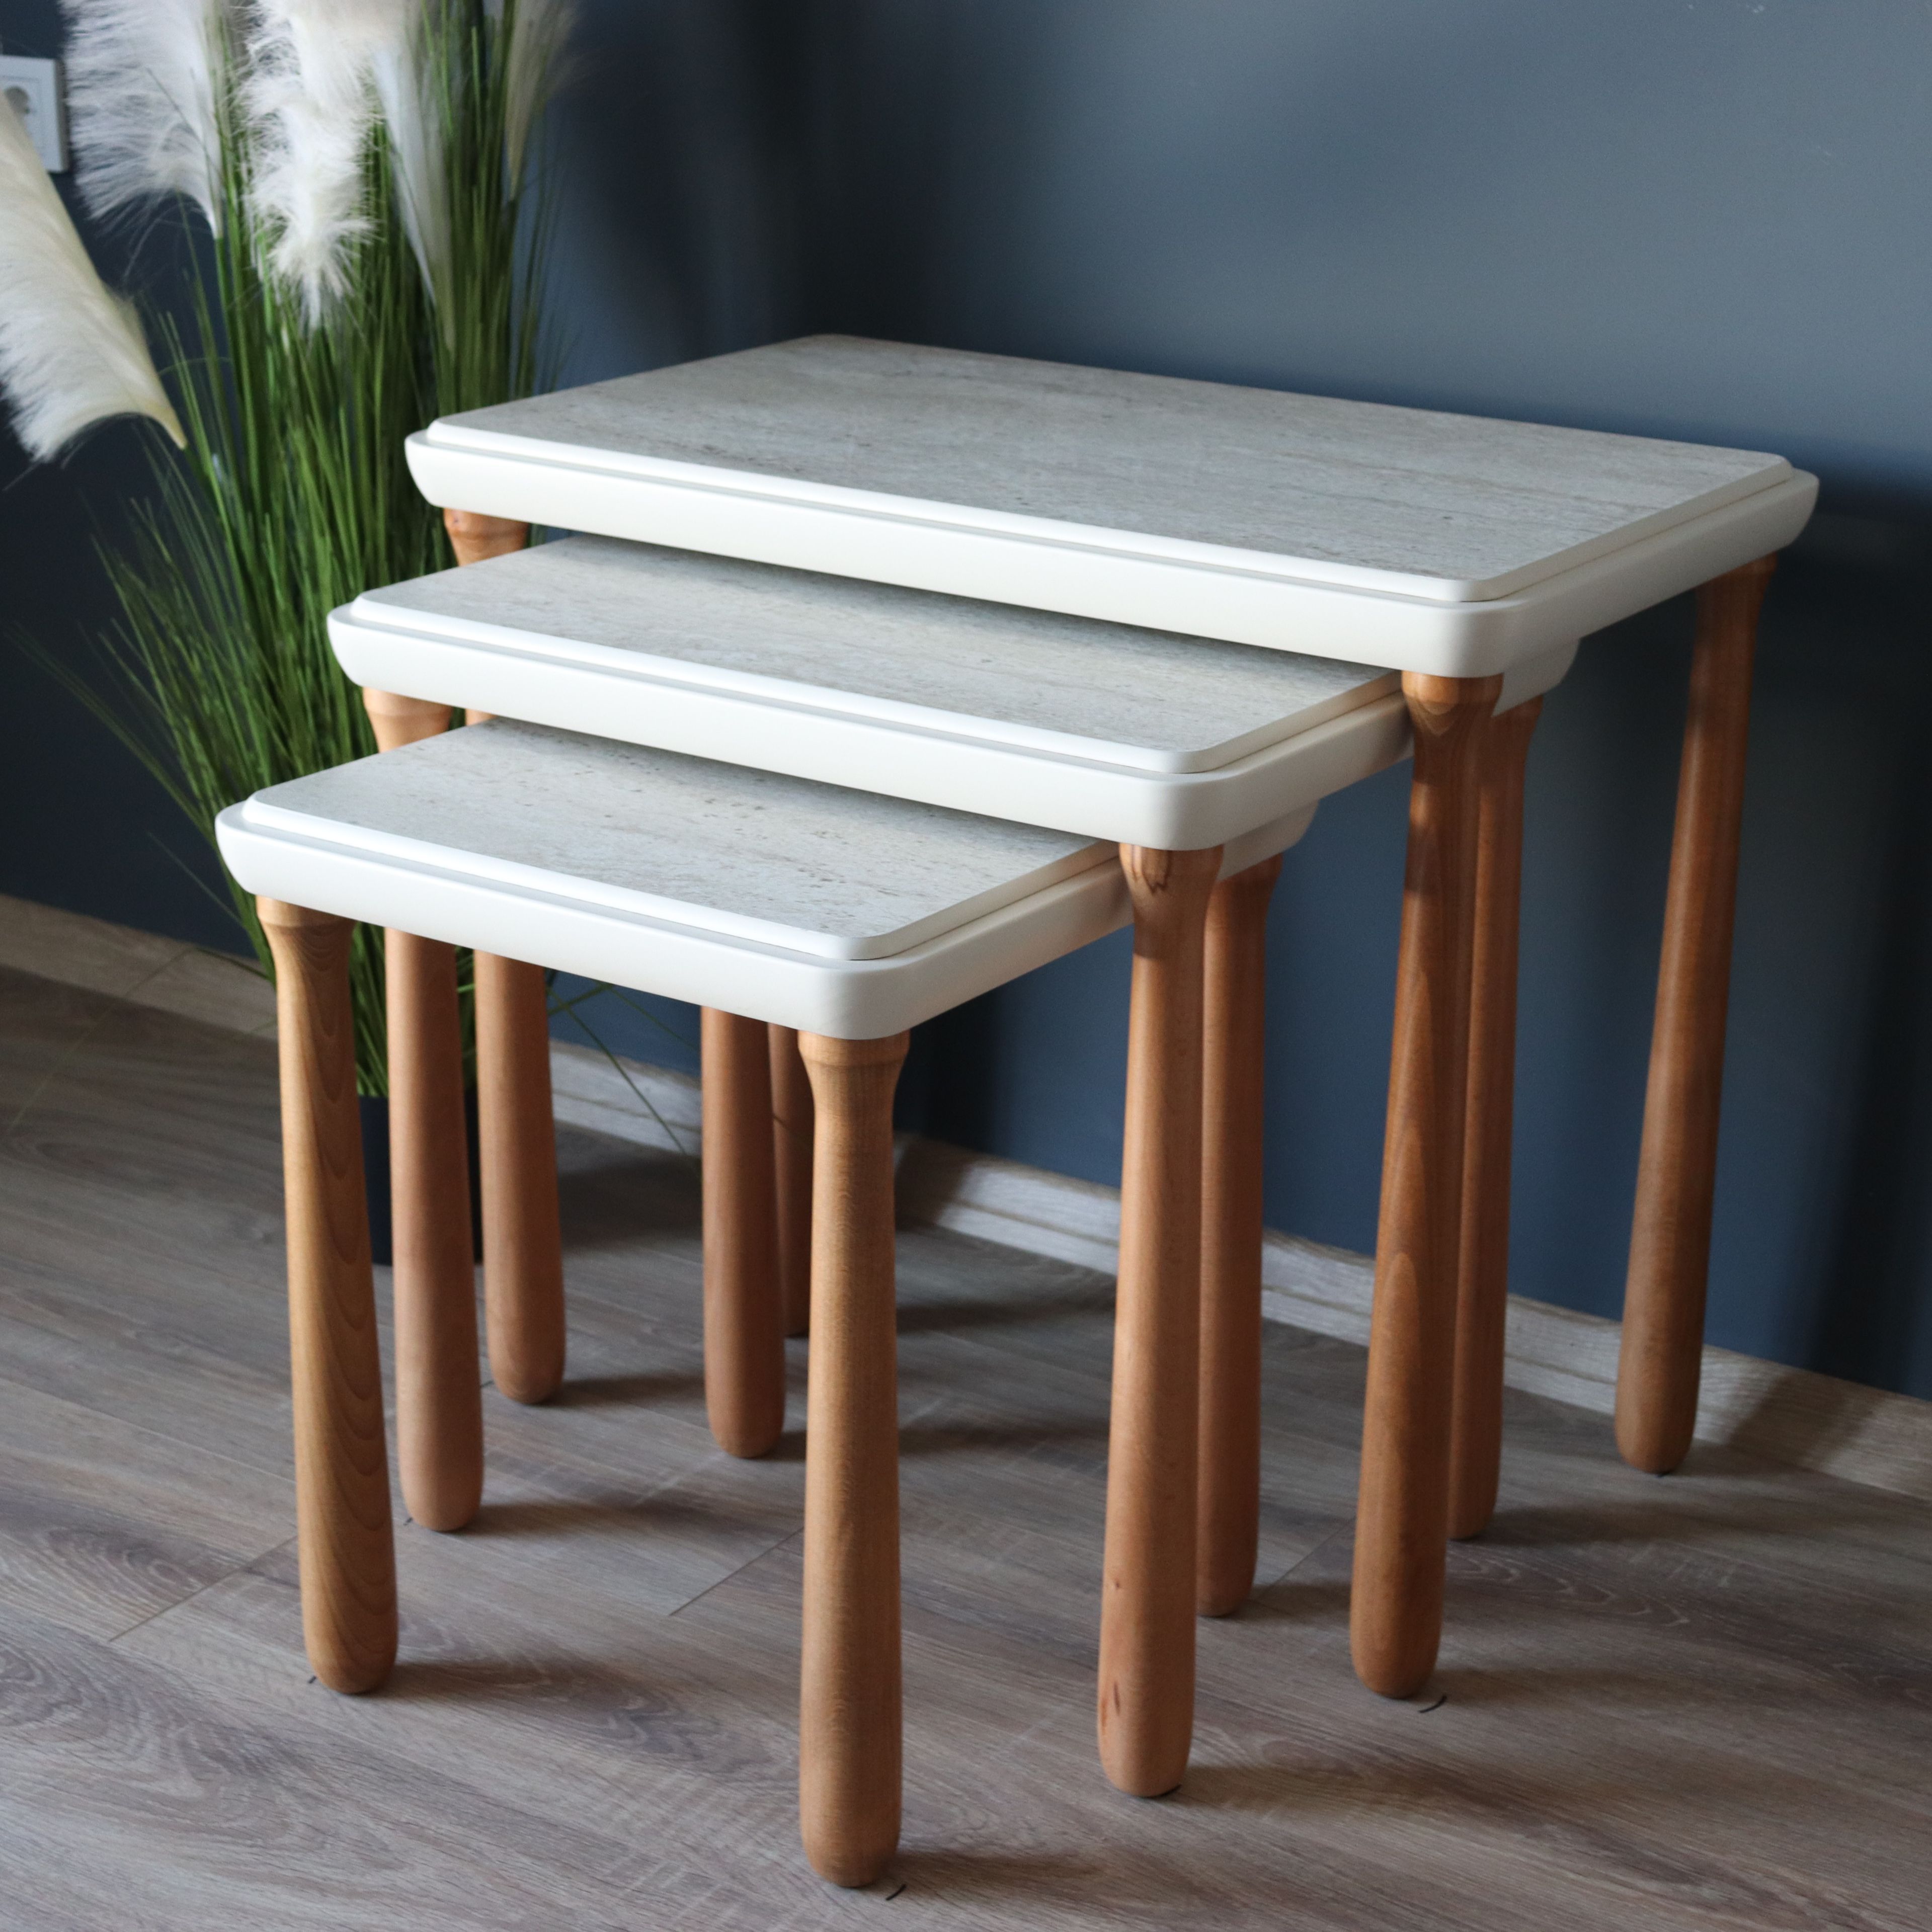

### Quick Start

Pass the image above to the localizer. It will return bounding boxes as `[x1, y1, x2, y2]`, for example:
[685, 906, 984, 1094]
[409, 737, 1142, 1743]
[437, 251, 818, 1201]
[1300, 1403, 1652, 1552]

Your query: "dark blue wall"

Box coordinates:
[0, 0, 238, 947]
[10, 1, 1932, 1397]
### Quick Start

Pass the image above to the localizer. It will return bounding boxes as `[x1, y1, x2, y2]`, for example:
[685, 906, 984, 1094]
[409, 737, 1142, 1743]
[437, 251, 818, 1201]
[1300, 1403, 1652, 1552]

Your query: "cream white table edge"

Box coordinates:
[330, 604, 1572, 852]
[406, 427, 1815, 678]
[218, 797, 1315, 1040]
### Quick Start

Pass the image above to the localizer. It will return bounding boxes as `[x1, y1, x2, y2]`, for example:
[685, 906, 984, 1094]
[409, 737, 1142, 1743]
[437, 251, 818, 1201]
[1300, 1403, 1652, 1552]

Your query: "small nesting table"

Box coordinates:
[404, 336, 1816, 1701]
[218, 719, 1320, 1885]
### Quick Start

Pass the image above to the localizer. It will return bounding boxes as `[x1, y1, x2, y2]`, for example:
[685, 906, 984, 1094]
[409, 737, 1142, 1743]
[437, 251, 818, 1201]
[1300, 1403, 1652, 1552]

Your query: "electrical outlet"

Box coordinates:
[1, 54, 68, 172]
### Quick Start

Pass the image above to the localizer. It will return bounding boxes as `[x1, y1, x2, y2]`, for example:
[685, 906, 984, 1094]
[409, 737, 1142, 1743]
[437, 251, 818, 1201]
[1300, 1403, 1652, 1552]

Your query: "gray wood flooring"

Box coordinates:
[0, 962, 1926, 1930]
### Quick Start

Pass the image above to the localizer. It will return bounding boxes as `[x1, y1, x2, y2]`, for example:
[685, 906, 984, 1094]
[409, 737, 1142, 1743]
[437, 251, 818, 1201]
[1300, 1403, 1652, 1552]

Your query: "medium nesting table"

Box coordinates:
[404, 334, 1817, 1691]
[218, 719, 1328, 1885]
[331, 534, 1512, 1805]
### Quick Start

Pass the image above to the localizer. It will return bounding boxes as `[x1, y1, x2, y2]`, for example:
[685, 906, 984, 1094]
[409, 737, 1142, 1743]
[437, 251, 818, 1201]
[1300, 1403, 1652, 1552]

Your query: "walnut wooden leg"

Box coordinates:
[439, 507, 565, 1408]
[259, 898, 396, 1695]
[1447, 696, 1542, 1542]
[701, 1009, 786, 1457]
[1099, 844, 1222, 1795]
[362, 688, 481, 1533]
[386, 931, 483, 1530]
[797, 1031, 909, 1888]
[443, 506, 530, 567]
[770, 1024, 816, 1337]
[1617, 557, 1775, 1475]
[1197, 854, 1281, 1618]
[1351, 674, 1500, 1699]
[474, 951, 565, 1404]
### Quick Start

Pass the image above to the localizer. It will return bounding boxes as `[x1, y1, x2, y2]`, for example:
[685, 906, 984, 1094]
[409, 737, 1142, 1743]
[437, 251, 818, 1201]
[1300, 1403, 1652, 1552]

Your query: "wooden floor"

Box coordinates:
[1, 962, 1927, 1930]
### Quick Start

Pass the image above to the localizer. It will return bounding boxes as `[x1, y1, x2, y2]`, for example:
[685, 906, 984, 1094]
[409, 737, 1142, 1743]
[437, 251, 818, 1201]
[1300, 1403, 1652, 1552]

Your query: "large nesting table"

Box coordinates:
[405, 336, 1817, 1705]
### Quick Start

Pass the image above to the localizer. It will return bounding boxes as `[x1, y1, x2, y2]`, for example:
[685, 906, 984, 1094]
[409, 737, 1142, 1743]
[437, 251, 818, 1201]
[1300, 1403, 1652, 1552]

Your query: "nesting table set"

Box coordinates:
[215, 337, 1814, 1885]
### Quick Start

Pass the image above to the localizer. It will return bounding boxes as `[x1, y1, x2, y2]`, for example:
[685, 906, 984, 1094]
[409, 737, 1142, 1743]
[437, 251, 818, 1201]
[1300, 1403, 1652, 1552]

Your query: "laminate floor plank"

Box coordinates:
[0, 1375, 290, 1641]
[0, 1268, 296, 1479]
[0, 1597, 658, 1931]
[1, 965, 1927, 1927]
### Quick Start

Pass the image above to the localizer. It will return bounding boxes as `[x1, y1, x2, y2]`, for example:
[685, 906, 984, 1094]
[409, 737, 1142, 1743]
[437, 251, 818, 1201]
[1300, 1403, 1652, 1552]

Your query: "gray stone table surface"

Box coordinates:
[247, 720, 1111, 961]
[433, 335, 1792, 601]
[353, 535, 1396, 775]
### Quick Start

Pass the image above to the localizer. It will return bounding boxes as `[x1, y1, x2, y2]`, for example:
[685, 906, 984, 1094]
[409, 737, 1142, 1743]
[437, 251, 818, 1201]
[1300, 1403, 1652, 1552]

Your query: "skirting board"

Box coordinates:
[548, 1039, 1932, 1508]
[4, 891, 1927, 1505]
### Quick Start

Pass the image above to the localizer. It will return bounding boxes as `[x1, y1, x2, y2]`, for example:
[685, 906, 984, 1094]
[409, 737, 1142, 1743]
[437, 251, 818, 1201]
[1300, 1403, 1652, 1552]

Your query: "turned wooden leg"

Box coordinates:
[362, 688, 481, 1533]
[1447, 695, 1543, 1541]
[797, 1031, 909, 1888]
[386, 931, 483, 1530]
[770, 1024, 816, 1337]
[1197, 854, 1281, 1618]
[474, 952, 565, 1404]
[701, 1009, 786, 1457]
[1617, 557, 1775, 1475]
[259, 899, 396, 1695]
[438, 506, 564, 1407]
[1351, 674, 1500, 1699]
[1099, 843, 1222, 1796]
[443, 506, 530, 568]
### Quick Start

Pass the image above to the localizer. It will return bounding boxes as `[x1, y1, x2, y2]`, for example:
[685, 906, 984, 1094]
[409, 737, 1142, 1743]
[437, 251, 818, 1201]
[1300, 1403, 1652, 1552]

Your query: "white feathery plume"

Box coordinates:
[244, 0, 415, 323]
[58, 0, 230, 233]
[0, 95, 185, 459]
[370, 21, 450, 312]
[501, 0, 573, 187]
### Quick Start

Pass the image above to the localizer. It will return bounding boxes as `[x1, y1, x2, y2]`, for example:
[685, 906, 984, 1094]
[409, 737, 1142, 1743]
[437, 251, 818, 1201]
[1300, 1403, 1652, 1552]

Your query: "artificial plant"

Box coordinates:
[2, 0, 568, 1092]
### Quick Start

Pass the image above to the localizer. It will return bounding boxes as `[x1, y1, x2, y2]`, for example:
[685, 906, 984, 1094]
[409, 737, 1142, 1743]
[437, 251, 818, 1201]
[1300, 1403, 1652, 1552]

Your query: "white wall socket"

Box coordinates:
[1, 54, 68, 173]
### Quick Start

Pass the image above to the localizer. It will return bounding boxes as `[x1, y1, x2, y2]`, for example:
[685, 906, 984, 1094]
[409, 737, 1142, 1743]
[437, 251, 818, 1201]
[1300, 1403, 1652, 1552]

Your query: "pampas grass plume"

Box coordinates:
[503, 0, 573, 185]
[0, 98, 185, 460]
[59, 0, 229, 233]
[371, 23, 450, 312]
[245, 0, 413, 323]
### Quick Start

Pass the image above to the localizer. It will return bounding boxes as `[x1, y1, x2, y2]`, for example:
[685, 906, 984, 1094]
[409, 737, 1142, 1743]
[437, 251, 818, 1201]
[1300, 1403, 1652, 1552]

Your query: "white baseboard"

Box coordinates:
[8, 892, 1927, 1505]
[553, 1039, 1932, 1506]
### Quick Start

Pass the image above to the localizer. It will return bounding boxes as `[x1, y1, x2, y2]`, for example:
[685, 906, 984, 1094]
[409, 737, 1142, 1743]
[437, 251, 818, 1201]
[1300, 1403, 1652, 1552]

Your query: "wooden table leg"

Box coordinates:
[770, 1024, 816, 1337]
[386, 930, 483, 1530]
[1099, 843, 1222, 1795]
[797, 1030, 909, 1888]
[443, 507, 531, 568]
[702, 1009, 786, 1457]
[1197, 853, 1281, 1619]
[473, 951, 566, 1404]
[362, 689, 482, 1533]
[1617, 557, 1776, 1475]
[1351, 674, 1499, 1699]
[1447, 695, 1543, 1542]
[437, 508, 567, 1409]
[260, 898, 396, 1694]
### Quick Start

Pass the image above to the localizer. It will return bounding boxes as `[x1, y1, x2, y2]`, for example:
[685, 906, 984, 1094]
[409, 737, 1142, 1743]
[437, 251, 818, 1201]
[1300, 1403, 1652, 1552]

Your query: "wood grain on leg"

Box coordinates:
[443, 509, 563, 1407]
[770, 1024, 815, 1337]
[1099, 843, 1222, 1795]
[1447, 696, 1542, 1542]
[474, 951, 565, 1405]
[384, 930, 482, 1531]
[362, 689, 454, 753]
[362, 688, 481, 1534]
[259, 899, 396, 1694]
[443, 507, 530, 568]
[797, 1031, 909, 1889]
[1197, 854, 1280, 1618]
[1351, 674, 1499, 1699]
[1617, 557, 1776, 1476]
[701, 1009, 785, 1458]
